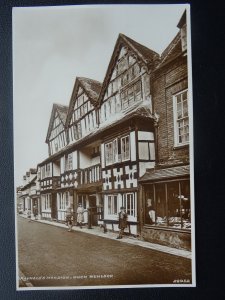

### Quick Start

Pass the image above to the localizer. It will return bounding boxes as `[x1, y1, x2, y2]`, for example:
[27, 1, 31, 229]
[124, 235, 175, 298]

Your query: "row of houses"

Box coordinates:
[18, 11, 192, 250]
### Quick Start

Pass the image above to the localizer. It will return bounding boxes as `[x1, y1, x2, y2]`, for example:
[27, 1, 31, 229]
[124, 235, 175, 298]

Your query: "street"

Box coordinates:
[17, 216, 192, 287]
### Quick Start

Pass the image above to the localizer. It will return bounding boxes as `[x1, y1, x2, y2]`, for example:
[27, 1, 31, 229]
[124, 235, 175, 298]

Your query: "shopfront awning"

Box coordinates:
[139, 165, 190, 182]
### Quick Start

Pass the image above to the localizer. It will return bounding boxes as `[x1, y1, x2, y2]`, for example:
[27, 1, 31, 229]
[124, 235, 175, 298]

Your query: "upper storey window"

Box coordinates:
[65, 153, 73, 171]
[121, 80, 142, 109]
[41, 163, 51, 179]
[173, 90, 189, 146]
[105, 135, 130, 166]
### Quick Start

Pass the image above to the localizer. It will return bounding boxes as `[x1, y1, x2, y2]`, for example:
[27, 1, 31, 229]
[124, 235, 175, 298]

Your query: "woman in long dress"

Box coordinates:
[77, 203, 84, 228]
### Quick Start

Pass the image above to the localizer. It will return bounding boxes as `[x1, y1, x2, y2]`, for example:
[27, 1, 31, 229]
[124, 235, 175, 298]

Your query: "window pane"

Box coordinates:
[155, 184, 167, 226]
[114, 196, 117, 214]
[167, 182, 180, 229]
[180, 180, 191, 229]
[138, 142, 149, 160]
[145, 185, 155, 225]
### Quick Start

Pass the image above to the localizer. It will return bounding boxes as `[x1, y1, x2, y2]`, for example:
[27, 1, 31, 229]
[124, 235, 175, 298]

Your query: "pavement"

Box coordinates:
[18, 214, 192, 260]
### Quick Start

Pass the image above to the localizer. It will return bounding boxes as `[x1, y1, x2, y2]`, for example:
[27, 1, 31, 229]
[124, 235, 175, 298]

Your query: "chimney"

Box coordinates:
[177, 10, 187, 52]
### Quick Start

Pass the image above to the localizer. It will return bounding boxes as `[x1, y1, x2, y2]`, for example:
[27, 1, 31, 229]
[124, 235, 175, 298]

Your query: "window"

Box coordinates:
[55, 141, 58, 152]
[123, 193, 135, 217]
[121, 80, 142, 109]
[174, 90, 189, 146]
[74, 122, 82, 140]
[121, 135, 130, 161]
[138, 141, 155, 161]
[46, 163, 51, 177]
[105, 139, 118, 166]
[42, 194, 51, 211]
[65, 153, 73, 171]
[107, 195, 118, 215]
[144, 180, 191, 230]
[59, 192, 70, 210]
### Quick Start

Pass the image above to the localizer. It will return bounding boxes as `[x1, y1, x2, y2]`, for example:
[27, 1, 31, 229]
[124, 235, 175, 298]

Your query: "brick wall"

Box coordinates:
[153, 56, 189, 166]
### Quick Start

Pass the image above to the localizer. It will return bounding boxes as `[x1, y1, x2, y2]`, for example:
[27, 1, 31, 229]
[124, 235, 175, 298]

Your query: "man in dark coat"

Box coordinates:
[116, 206, 128, 239]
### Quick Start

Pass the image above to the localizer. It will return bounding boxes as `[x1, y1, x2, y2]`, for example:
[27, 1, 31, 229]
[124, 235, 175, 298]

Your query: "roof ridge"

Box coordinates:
[160, 32, 181, 64]
[120, 33, 159, 61]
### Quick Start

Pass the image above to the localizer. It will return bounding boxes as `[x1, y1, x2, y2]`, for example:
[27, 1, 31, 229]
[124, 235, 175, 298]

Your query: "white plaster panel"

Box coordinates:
[101, 144, 105, 168]
[73, 151, 77, 169]
[125, 165, 137, 188]
[138, 131, 154, 140]
[102, 170, 112, 190]
[130, 131, 136, 161]
[113, 168, 124, 189]
[139, 162, 155, 177]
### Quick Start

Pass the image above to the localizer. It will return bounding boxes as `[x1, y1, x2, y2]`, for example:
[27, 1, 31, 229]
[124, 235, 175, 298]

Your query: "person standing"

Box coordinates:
[65, 206, 73, 232]
[27, 208, 31, 222]
[117, 206, 128, 239]
[77, 203, 84, 229]
[33, 205, 38, 220]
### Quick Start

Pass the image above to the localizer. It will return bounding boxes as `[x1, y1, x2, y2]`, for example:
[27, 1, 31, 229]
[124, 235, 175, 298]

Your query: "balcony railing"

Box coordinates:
[80, 164, 101, 185]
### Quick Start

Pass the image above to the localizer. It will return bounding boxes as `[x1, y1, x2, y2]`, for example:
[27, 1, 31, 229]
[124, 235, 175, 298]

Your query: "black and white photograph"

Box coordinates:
[13, 4, 195, 290]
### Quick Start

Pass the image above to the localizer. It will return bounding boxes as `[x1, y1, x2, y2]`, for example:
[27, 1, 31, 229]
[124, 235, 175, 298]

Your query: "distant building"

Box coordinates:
[18, 168, 41, 218]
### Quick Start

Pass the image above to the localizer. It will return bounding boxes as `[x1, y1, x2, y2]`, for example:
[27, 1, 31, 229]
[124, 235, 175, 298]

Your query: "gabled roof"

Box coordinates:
[21, 175, 37, 190]
[98, 33, 160, 106]
[156, 32, 182, 68]
[157, 10, 186, 69]
[65, 77, 102, 127]
[45, 103, 68, 143]
[39, 100, 155, 166]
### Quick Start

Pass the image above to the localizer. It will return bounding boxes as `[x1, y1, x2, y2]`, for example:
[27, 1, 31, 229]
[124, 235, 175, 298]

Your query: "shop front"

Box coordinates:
[140, 165, 191, 250]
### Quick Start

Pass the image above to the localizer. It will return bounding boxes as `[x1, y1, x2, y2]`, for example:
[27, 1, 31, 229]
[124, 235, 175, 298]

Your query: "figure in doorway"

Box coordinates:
[65, 206, 73, 232]
[116, 206, 128, 239]
[77, 203, 84, 229]
[147, 198, 155, 225]
[33, 205, 38, 220]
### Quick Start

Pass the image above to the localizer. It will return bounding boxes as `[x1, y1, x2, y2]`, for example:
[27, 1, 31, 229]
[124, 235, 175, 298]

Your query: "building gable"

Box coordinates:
[99, 34, 159, 125]
[66, 77, 102, 144]
[46, 104, 68, 155]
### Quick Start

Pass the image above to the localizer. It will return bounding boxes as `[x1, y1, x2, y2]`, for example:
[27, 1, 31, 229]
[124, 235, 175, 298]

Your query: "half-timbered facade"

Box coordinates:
[19, 168, 41, 218]
[97, 34, 160, 235]
[46, 104, 68, 156]
[19, 11, 192, 250]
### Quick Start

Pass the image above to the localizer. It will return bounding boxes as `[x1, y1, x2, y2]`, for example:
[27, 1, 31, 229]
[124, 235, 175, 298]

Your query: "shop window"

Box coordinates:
[173, 90, 189, 146]
[145, 185, 156, 225]
[107, 195, 118, 215]
[144, 180, 191, 230]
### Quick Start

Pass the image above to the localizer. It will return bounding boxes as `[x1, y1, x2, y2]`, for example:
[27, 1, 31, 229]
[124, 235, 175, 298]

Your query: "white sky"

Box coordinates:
[13, 4, 187, 186]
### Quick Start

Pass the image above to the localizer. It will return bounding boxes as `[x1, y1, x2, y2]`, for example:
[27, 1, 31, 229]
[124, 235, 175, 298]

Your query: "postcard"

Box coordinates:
[13, 4, 195, 290]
